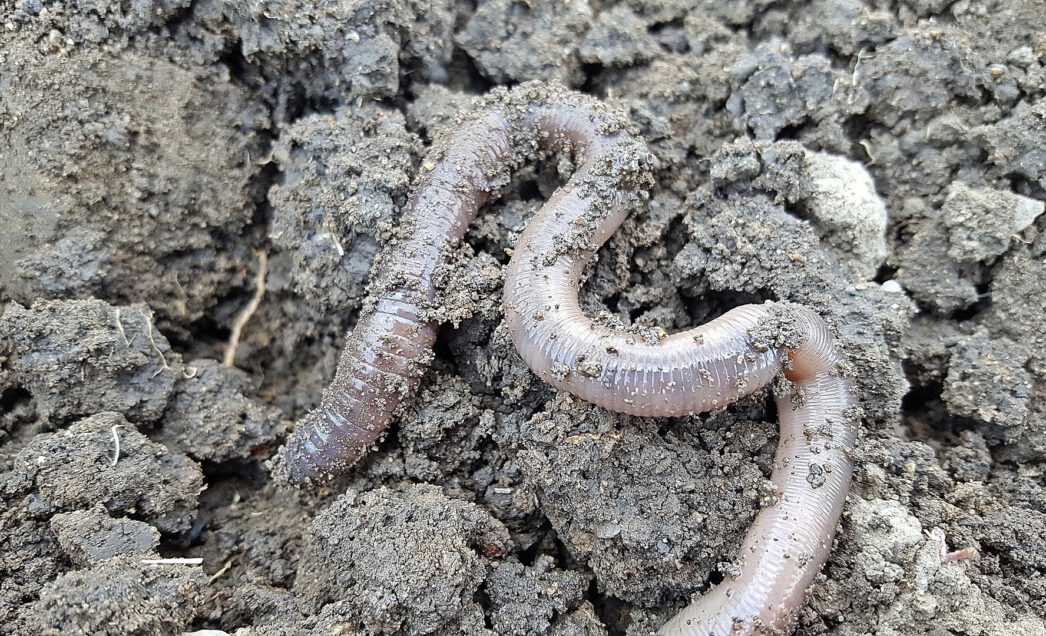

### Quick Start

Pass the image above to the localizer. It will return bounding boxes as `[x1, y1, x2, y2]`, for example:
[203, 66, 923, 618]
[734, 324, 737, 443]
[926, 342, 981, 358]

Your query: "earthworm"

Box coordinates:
[274, 83, 859, 635]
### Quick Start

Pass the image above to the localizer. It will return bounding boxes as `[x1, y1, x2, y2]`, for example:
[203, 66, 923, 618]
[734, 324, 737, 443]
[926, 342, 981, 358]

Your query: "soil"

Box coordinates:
[1, 1, 1044, 635]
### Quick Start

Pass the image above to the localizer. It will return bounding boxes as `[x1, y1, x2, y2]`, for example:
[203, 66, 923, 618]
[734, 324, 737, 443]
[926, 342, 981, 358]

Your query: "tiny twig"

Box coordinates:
[113, 309, 130, 346]
[116, 308, 170, 378]
[223, 250, 268, 367]
[208, 558, 235, 583]
[110, 424, 123, 466]
[140, 558, 203, 566]
[142, 311, 171, 378]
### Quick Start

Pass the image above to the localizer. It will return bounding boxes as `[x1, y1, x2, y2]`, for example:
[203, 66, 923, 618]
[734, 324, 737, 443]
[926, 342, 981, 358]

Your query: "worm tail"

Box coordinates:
[657, 312, 859, 635]
[273, 295, 437, 485]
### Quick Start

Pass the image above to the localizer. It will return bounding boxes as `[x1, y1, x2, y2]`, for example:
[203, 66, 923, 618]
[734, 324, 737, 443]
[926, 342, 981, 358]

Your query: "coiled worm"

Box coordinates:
[274, 83, 860, 635]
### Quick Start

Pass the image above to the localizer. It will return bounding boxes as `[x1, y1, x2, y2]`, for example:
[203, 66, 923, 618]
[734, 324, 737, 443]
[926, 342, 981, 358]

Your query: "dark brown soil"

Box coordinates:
[1, 1, 1044, 635]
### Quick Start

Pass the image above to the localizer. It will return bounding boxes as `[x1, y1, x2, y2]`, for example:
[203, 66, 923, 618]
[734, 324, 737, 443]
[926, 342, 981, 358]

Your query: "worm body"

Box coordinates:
[275, 83, 859, 635]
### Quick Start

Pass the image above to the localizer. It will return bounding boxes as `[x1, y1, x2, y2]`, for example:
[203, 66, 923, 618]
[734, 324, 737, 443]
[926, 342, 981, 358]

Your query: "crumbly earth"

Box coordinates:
[1, 1, 1044, 635]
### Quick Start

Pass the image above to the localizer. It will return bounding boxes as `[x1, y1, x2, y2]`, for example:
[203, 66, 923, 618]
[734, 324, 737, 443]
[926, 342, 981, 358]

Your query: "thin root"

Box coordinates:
[140, 557, 204, 566]
[208, 558, 235, 583]
[115, 308, 171, 378]
[144, 312, 172, 378]
[223, 250, 268, 367]
[110, 424, 122, 466]
[113, 309, 131, 346]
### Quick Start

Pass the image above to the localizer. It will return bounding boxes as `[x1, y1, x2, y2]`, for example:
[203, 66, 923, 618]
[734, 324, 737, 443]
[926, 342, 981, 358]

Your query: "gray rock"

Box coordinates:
[803, 151, 889, 280]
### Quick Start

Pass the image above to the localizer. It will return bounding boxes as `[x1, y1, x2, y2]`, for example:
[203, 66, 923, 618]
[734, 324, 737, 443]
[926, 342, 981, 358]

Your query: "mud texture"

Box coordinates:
[1, 1, 1045, 635]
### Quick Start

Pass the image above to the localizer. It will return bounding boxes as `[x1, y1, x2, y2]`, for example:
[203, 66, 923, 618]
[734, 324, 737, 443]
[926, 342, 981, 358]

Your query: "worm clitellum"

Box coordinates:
[275, 83, 860, 635]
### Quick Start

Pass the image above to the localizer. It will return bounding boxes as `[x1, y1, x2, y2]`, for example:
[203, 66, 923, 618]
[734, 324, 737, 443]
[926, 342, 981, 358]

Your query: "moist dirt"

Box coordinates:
[1, 1, 1044, 635]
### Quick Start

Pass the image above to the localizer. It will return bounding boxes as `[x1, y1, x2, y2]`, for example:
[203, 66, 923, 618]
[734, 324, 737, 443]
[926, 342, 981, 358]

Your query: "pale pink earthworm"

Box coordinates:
[274, 83, 860, 635]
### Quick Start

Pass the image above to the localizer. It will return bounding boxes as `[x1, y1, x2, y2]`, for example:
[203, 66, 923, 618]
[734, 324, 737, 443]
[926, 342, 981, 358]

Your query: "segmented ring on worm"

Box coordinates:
[273, 82, 860, 635]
